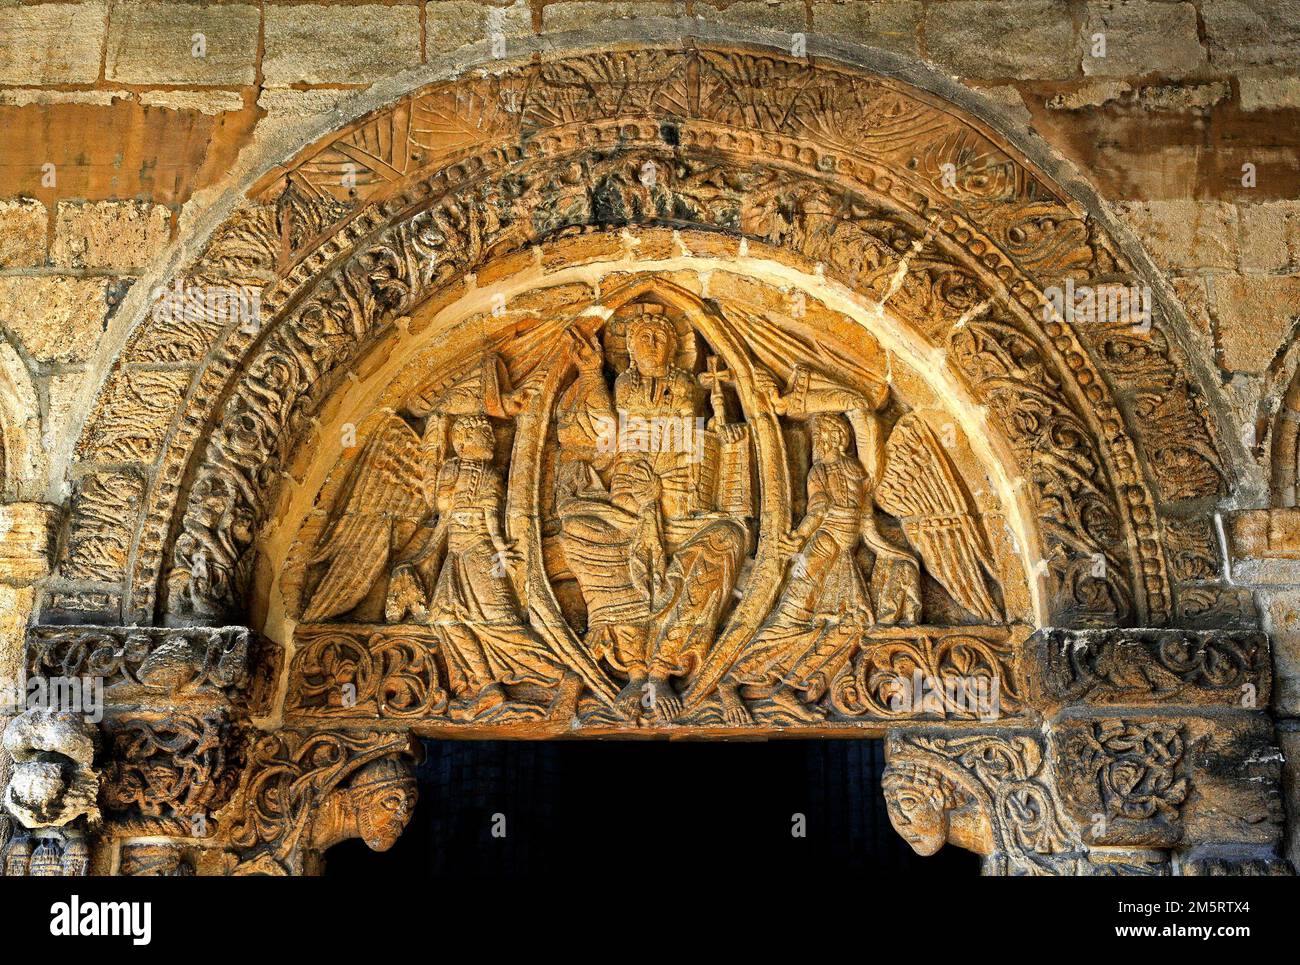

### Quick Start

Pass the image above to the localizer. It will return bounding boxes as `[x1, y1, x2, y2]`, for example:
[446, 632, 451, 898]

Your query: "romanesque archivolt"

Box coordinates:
[289, 282, 1014, 730]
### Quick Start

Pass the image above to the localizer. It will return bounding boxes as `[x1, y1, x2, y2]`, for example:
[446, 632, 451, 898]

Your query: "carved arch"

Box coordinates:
[24, 34, 1286, 878]
[52, 42, 1237, 635]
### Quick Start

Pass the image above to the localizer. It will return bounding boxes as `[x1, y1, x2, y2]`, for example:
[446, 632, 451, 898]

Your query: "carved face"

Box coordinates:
[811, 416, 850, 462]
[627, 318, 675, 378]
[450, 419, 495, 461]
[884, 782, 949, 857]
[357, 781, 417, 852]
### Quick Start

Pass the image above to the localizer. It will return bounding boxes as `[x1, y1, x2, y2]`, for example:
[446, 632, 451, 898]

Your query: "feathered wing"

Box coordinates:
[874, 413, 1002, 622]
[301, 413, 428, 622]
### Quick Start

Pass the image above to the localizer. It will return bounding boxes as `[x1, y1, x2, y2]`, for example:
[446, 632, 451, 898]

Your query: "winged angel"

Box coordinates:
[717, 402, 1002, 724]
[301, 395, 580, 722]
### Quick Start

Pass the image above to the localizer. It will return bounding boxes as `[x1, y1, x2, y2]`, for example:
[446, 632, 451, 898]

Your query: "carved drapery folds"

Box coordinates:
[49, 44, 1234, 638]
[266, 278, 1025, 731]
[29, 40, 1285, 877]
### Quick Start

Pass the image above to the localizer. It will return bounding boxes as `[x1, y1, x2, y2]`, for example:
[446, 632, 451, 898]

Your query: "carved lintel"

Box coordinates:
[285, 625, 446, 720]
[830, 626, 1026, 721]
[24, 624, 254, 709]
[1030, 628, 1270, 710]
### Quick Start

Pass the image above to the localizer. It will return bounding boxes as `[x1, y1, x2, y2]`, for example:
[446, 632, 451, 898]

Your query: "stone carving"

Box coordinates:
[554, 303, 752, 720]
[64, 45, 1217, 631]
[119, 842, 198, 876]
[830, 627, 1022, 720]
[2, 710, 101, 877]
[1032, 628, 1270, 708]
[1053, 719, 1188, 847]
[281, 279, 1011, 729]
[220, 730, 419, 876]
[60, 469, 146, 581]
[25, 625, 252, 703]
[3, 709, 100, 830]
[883, 731, 1084, 875]
[101, 710, 239, 821]
[286, 626, 447, 719]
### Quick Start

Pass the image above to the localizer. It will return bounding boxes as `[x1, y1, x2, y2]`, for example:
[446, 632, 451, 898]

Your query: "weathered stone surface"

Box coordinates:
[1111, 200, 1239, 272]
[1280, 721, 1300, 870]
[0, 276, 120, 365]
[1082, 2, 1206, 78]
[1228, 508, 1300, 562]
[1045, 79, 1132, 110]
[1031, 628, 1270, 710]
[105, 2, 260, 86]
[695, 0, 806, 34]
[59, 469, 146, 583]
[0, 503, 58, 587]
[1202, 0, 1300, 70]
[425, 0, 531, 56]
[1179, 714, 1287, 849]
[543, 0, 682, 34]
[25, 625, 252, 706]
[811, 1, 920, 56]
[0, 199, 46, 269]
[1239, 71, 1300, 111]
[1052, 716, 1190, 846]
[1260, 589, 1300, 716]
[1210, 274, 1300, 372]
[256, 88, 349, 117]
[0, 89, 131, 107]
[969, 84, 1031, 124]
[1239, 201, 1300, 273]
[138, 90, 247, 115]
[0, 2, 106, 85]
[263, 3, 422, 85]
[78, 367, 190, 463]
[52, 201, 171, 271]
[924, 1, 1079, 80]
[0, 585, 36, 686]
[1137, 81, 1231, 112]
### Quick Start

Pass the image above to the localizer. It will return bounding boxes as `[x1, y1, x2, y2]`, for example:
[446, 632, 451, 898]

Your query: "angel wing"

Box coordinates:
[873, 413, 1002, 623]
[301, 413, 430, 622]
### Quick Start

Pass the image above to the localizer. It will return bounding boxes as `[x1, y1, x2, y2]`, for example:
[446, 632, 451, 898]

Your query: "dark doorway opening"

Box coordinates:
[325, 740, 979, 878]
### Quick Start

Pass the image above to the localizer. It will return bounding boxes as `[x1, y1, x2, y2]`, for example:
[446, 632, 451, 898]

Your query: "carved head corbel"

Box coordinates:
[309, 754, 419, 855]
[881, 758, 992, 858]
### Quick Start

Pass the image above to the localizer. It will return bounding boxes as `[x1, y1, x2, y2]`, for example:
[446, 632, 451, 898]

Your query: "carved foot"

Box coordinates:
[616, 676, 649, 719]
[751, 687, 825, 725]
[718, 682, 754, 726]
[647, 676, 683, 722]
